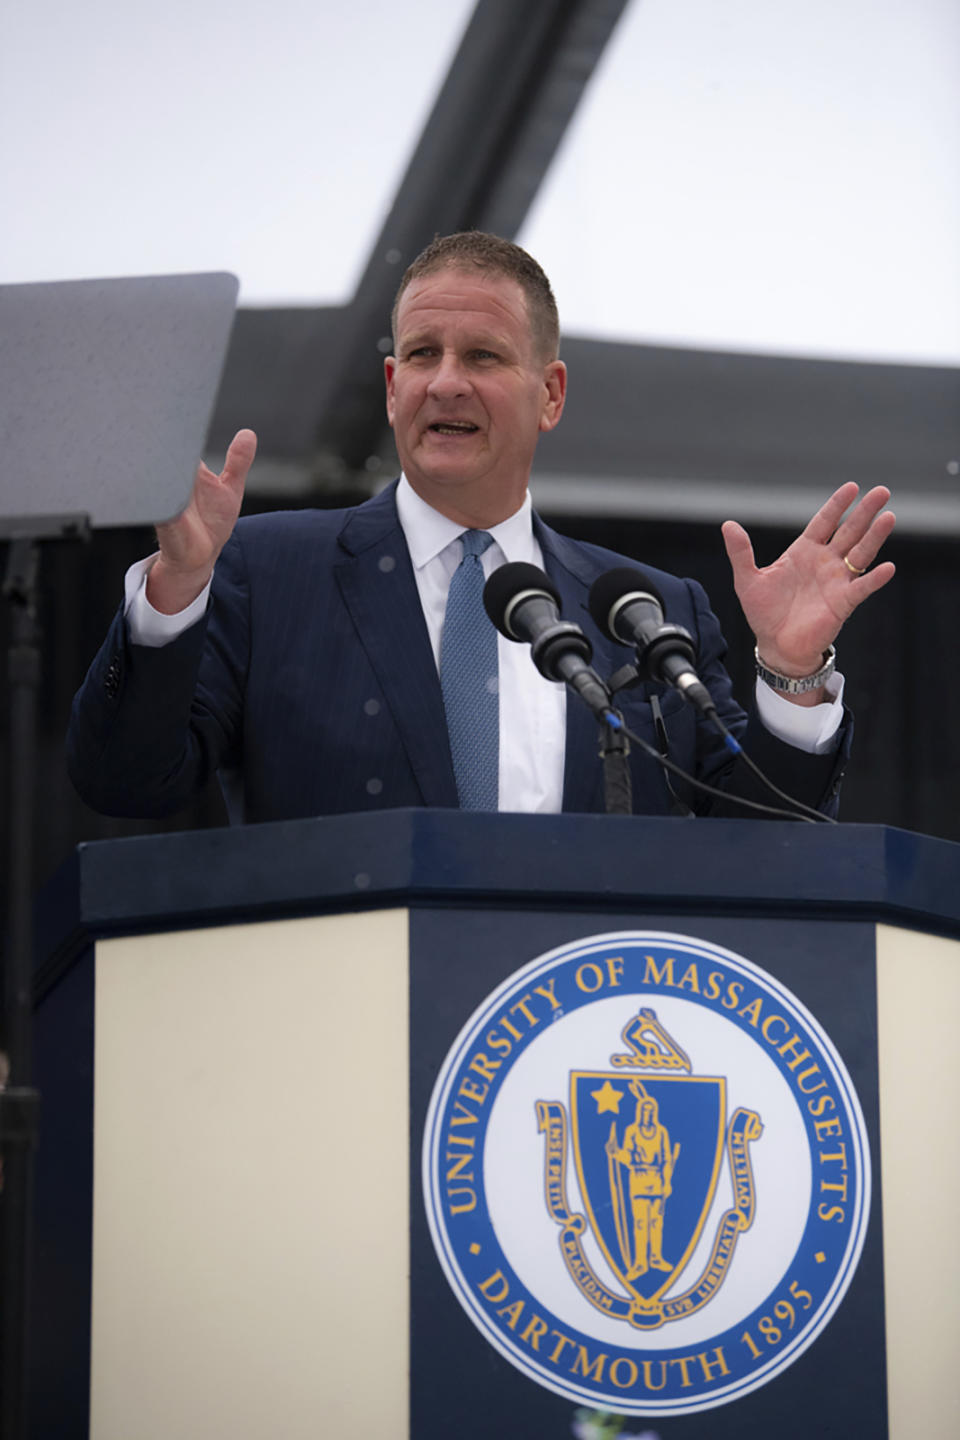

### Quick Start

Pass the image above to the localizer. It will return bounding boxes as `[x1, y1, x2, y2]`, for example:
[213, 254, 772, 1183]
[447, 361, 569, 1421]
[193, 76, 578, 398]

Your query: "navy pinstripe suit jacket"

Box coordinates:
[67, 484, 848, 822]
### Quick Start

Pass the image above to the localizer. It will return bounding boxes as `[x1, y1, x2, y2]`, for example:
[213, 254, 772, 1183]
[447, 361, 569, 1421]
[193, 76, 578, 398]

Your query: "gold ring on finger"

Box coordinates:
[842, 554, 866, 576]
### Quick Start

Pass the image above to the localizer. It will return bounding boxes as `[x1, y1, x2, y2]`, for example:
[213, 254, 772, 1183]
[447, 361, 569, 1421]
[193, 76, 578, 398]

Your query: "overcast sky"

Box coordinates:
[1, 0, 957, 364]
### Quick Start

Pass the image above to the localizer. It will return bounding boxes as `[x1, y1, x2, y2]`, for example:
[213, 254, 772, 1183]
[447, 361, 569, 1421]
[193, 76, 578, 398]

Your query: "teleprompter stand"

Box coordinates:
[2, 516, 88, 1440]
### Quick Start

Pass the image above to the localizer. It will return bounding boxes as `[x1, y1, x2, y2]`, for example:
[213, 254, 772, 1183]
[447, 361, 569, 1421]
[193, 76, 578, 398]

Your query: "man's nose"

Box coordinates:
[427, 352, 471, 397]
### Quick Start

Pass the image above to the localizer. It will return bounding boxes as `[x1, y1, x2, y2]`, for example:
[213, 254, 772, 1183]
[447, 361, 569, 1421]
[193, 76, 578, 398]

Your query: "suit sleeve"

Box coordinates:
[66, 535, 251, 818]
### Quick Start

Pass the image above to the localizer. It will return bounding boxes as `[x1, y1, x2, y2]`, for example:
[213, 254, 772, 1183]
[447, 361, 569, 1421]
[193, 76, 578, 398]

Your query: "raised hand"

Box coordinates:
[721, 484, 896, 699]
[147, 429, 257, 614]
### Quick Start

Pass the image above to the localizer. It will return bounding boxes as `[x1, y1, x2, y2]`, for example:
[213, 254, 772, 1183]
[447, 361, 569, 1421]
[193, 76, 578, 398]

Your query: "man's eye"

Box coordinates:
[473, 350, 498, 361]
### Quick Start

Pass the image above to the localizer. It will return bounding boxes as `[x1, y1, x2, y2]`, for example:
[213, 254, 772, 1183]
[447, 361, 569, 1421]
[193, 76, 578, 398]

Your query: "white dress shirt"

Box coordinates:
[125, 479, 843, 813]
[395, 476, 566, 812]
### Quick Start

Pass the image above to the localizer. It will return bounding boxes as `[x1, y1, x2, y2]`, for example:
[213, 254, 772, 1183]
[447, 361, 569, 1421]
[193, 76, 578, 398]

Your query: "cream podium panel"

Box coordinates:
[90, 909, 409, 1440]
[876, 923, 960, 1440]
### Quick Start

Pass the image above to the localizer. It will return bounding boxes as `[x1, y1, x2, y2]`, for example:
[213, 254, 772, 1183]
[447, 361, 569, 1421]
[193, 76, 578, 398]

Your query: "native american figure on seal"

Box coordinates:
[606, 1079, 680, 1279]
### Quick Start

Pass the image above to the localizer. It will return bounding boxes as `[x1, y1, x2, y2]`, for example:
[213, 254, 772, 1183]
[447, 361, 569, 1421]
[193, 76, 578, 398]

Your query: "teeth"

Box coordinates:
[432, 423, 477, 433]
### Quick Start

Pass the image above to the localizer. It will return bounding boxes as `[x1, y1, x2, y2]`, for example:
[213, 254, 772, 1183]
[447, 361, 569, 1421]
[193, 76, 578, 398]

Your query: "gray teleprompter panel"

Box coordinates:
[0, 271, 238, 532]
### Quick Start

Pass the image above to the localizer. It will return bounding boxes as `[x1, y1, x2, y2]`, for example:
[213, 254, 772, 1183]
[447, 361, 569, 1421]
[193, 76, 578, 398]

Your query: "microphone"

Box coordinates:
[588, 567, 715, 716]
[483, 562, 614, 721]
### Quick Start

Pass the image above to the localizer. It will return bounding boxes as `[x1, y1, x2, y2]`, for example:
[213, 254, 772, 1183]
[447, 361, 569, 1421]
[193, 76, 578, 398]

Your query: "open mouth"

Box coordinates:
[429, 422, 479, 435]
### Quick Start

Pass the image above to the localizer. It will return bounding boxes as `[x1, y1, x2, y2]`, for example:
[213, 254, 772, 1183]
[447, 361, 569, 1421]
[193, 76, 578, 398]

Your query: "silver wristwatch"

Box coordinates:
[754, 644, 836, 694]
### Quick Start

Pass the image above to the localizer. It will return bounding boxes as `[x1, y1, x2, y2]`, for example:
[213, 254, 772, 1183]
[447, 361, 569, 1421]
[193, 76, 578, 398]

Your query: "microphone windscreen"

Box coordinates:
[588, 567, 666, 638]
[483, 562, 561, 635]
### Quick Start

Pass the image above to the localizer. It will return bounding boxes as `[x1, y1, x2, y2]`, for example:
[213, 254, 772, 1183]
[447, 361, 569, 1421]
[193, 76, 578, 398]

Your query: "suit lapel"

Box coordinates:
[536, 518, 610, 814]
[334, 486, 458, 808]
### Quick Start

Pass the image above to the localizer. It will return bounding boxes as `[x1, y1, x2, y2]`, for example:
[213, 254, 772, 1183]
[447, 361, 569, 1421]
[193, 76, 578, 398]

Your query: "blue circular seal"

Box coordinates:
[422, 931, 871, 1416]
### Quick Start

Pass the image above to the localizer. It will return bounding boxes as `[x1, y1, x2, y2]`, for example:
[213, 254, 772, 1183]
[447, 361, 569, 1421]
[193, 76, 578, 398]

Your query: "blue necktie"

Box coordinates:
[440, 529, 499, 811]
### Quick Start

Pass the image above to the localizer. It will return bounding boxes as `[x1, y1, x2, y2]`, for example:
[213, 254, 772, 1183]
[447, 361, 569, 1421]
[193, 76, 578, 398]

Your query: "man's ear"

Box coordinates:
[539, 360, 567, 433]
[384, 356, 397, 425]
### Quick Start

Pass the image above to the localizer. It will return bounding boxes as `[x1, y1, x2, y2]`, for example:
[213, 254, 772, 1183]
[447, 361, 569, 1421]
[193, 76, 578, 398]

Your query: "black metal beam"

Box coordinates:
[534, 339, 960, 501]
[311, 0, 631, 474]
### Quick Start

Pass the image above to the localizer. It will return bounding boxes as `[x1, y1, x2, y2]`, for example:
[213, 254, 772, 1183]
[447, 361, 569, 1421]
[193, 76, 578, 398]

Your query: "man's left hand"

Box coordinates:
[721, 483, 896, 703]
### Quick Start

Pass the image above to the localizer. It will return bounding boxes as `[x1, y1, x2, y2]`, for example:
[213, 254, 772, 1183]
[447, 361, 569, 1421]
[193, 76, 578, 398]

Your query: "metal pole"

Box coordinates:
[1, 537, 44, 1440]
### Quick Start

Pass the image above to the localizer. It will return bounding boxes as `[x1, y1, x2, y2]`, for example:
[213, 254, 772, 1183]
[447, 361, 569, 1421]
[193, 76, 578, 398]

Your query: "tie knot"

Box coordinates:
[460, 529, 494, 559]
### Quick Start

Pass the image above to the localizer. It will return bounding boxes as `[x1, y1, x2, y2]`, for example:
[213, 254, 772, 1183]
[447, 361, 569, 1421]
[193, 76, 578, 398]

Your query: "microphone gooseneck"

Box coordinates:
[588, 567, 716, 717]
[483, 563, 614, 721]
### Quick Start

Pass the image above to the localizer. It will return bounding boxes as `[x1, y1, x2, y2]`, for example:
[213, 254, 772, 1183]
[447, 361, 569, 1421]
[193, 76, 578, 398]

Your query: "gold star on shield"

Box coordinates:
[591, 1080, 624, 1115]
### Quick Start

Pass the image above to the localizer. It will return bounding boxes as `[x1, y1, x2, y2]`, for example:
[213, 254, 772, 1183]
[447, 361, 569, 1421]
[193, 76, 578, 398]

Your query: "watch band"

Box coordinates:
[754, 644, 836, 694]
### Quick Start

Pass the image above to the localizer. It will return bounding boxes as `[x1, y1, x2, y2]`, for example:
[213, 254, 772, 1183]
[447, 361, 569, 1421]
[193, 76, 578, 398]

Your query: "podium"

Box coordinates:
[30, 813, 960, 1439]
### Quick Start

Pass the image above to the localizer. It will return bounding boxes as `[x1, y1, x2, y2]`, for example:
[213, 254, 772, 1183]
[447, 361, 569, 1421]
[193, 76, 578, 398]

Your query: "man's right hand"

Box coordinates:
[146, 428, 257, 615]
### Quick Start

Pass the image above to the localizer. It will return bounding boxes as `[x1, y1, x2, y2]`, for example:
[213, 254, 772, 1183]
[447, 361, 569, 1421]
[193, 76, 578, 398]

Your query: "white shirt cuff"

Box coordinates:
[124, 554, 212, 648]
[754, 671, 845, 755]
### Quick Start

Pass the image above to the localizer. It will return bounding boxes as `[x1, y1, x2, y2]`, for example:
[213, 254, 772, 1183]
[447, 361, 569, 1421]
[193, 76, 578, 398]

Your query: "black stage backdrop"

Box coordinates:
[1, 504, 955, 959]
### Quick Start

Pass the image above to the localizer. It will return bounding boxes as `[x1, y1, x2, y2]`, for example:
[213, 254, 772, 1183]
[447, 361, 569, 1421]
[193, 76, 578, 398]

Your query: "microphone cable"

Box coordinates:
[604, 709, 837, 825]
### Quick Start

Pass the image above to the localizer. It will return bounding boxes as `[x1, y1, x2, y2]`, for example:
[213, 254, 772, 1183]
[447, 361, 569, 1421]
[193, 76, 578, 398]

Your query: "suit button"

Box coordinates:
[103, 657, 122, 699]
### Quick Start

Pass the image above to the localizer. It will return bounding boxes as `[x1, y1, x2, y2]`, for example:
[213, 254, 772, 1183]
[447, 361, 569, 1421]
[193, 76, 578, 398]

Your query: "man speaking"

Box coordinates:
[67, 233, 895, 822]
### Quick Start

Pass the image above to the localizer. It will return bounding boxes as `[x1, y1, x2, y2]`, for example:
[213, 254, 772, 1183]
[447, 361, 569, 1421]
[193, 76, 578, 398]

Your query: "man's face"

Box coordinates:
[384, 266, 566, 526]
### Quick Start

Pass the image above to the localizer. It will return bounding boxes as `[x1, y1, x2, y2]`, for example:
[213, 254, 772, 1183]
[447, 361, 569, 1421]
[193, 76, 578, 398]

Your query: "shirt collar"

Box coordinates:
[396, 473, 537, 569]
